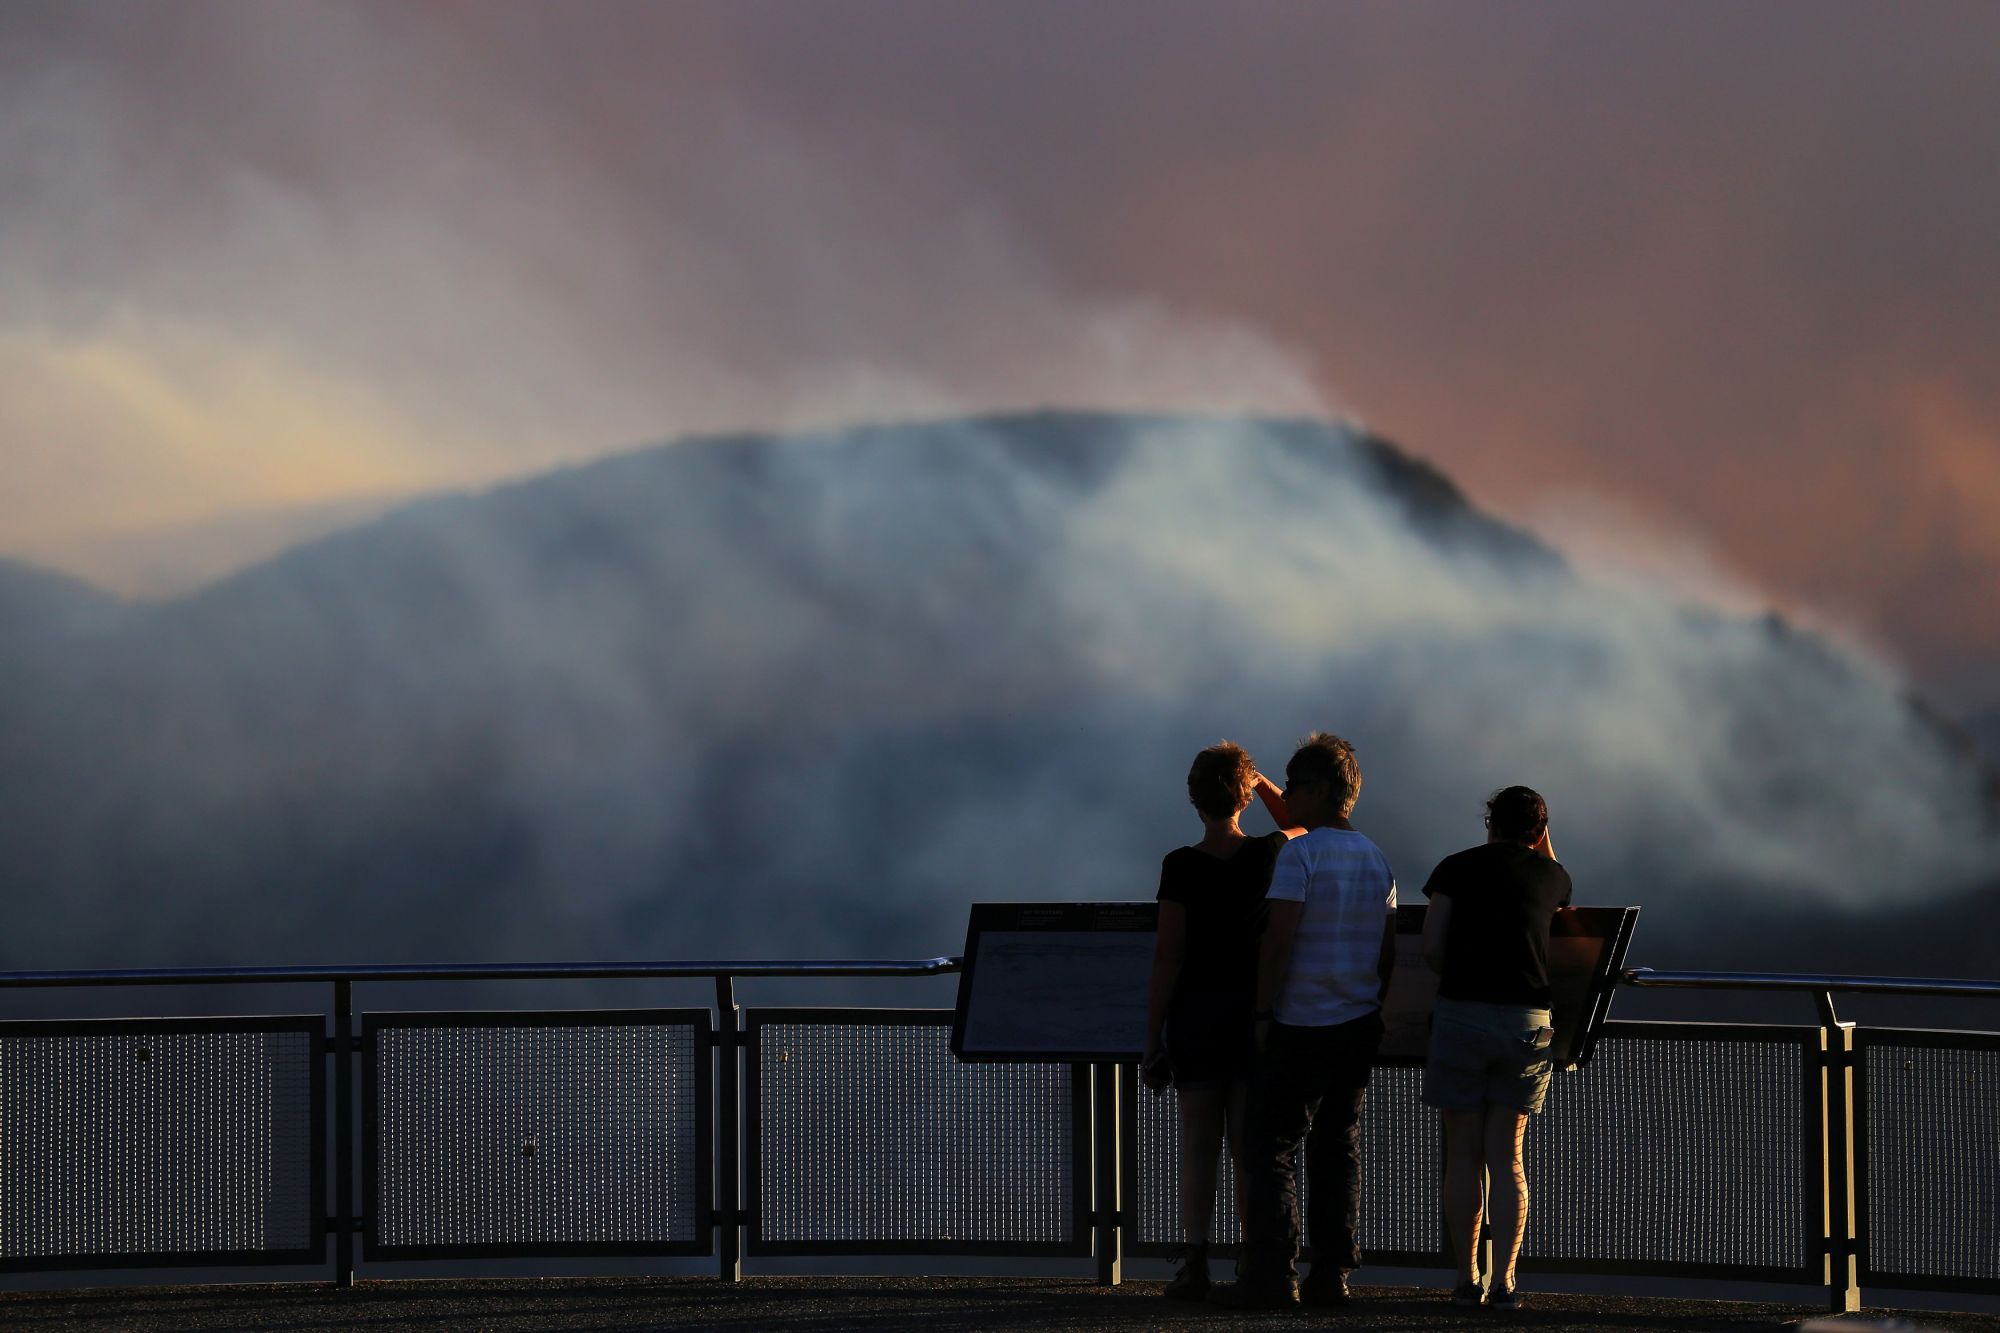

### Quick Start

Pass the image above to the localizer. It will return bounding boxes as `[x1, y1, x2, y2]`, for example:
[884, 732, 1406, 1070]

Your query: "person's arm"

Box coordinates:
[1422, 893, 1453, 975]
[1252, 771, 1306, 839]
[1143, 899, 1187, 1077]
[1254, 898, 1302, 1048]
[1532, 823, 1558, 862]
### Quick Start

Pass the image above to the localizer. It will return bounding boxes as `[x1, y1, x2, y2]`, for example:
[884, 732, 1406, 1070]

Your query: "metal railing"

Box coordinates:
[1620, 966, 2000, 1311]
[0, 958, 1994, 1314]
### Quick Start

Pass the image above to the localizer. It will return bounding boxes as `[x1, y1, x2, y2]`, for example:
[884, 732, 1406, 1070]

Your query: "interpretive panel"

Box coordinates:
[951, 903, 1157, 1063]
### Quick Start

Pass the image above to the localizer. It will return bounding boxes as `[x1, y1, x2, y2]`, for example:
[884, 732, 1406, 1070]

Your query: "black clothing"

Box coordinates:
[1239, 1011, 1385, 1280]
[1155, 831, 1284, 1086]
[1162, 998, 1257, 1088]
[1420, 842, 1573, 1007]
[1156, 831, 1287, 997]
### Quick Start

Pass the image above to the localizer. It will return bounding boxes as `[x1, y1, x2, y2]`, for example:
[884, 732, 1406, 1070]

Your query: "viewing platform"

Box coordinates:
[9, 1274, 2000, 1331]
[1, 956, 1996, 1328]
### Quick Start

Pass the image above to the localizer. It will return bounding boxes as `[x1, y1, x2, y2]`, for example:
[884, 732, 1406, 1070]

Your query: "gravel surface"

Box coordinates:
[3, 1277, 1996, 1333]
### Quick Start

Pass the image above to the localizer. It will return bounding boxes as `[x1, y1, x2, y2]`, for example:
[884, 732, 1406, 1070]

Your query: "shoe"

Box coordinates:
[1487, 1285, 1523, 1312]
[1450, 1280, 1485, 1308]
[1299, 1271, 1352, 1307]
[1212, 1276, 1300, 1309]
[1163, 1245, 1210, 1301]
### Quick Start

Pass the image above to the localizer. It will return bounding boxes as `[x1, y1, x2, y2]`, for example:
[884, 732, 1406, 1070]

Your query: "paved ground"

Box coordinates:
[2, 1277, 1995, 1333]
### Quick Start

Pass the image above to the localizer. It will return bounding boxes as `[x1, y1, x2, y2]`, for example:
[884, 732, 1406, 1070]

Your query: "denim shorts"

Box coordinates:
[1422, 997, 1555, 1114]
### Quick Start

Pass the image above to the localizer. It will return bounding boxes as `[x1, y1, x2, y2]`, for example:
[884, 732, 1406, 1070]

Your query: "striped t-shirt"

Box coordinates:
[1266, 826, 1397, 1027]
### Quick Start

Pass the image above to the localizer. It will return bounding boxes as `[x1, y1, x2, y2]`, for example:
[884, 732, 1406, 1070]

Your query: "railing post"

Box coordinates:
[1817, 991, 1860, 1313]
[333, 978, 355, 1288]
[1093, 1061, 1122, 1285]
[715, 975, 742, 1283]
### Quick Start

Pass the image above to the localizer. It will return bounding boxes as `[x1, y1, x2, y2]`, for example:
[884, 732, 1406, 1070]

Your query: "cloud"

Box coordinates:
[3, 0, 1997, 708]
[0, 3, 1327, 595]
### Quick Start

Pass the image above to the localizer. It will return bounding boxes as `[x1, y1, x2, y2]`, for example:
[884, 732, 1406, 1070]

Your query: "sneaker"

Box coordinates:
[1487, 1285, 1524, 1312]
[1450, 1280, 1485, 1308]
[1163, 1246, 1210, 1301]
[1211, 1276, 1300, 1309]
[1299, 1270, 1352, 1307]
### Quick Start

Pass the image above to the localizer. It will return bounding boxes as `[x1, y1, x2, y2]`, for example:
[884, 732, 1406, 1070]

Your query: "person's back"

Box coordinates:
[1269, 826, 1397, 1026]
[1426, 840, 1570, 1007]
[1159, 836, 1285, 1016]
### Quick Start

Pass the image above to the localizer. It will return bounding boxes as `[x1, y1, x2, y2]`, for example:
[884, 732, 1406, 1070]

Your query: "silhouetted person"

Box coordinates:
[1221, 732, 1396, 1309]
[1421, 785, 1570, 1312]
[1141, 742, 1301, 1300]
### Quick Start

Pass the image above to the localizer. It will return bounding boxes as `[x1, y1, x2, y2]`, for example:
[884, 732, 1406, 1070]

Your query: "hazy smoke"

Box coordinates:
[0, 2, 1325, 591]
[1, 413, 1993, 983]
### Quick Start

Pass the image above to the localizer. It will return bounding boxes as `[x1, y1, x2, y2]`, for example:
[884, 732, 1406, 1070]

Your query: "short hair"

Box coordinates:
[1187, 742, 1258, 821]
[1486, 785, 1549, 843]
[1286, 732, 1362, 818]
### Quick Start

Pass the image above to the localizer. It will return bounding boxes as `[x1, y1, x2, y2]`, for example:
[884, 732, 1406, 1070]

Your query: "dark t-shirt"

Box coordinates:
[1421, 842, 1573, 1007]
[1156, 831, 1287, 1009]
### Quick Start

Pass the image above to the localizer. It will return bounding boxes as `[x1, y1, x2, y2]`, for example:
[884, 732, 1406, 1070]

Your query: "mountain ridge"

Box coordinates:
[0, 410, 1993, 976]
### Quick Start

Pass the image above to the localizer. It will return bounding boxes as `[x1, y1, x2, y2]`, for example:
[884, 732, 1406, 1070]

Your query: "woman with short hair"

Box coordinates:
[1420, 785, 1571, 1311]
[1141, 741, 1300, 1300]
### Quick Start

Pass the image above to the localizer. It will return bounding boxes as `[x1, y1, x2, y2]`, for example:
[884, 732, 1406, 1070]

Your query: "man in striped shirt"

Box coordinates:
[1222, 732, 1397, 1309]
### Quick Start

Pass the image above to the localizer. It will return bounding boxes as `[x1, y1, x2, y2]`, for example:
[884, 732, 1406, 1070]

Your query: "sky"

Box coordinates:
[4, 1, 1998, 711]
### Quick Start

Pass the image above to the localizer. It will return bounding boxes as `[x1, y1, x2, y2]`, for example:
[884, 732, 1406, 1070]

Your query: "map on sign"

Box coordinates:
[1380, 903, 1639, 1070]
[950, 902, 1158, 1063]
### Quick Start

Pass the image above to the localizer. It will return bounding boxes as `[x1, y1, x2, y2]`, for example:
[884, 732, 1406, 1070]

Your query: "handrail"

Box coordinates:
[2, 958, 1994, 996]
[0, 957, 964, 988]
[1621, 966, 2000, 999]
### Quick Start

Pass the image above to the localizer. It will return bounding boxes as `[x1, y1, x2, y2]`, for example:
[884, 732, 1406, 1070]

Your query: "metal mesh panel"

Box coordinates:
[1133, 1032, 1807, 1273]
[1132, 1066, 1437, 1254]
[754, 1019, 1074, 1246]
[372, 1019, 701, 1249]
[1864, 1039, 2000, 1282]
[1523, 1032, 1809, 1271]
[0, 1023, 316, 1260]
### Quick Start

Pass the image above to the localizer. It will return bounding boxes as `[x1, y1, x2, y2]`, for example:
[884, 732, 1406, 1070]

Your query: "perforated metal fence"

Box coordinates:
[1858, 1028, 2000, 1292]
[363, 1010, 711, 1259]
[0, 967, 1994, 1305]
[1523, 1022, 1815, 1279]
[1129, 1065, 1439, 1259]
[1129, 1023, 1812, 1282]
[0, 1017, 321, 1270]
[746, 1010, 1088, 1255]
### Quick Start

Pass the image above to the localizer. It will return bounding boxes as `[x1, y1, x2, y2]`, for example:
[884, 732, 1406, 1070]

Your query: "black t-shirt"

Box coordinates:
[1156, 831, 1287, 1008]
[1421, 842, 1573, 1007]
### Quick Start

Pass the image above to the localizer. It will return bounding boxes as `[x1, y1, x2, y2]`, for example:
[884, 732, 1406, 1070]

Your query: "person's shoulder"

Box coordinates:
[1322, 826, 1390, 857]
[1157, 845, 1201, 898]
[1423, 843, 1484, 888]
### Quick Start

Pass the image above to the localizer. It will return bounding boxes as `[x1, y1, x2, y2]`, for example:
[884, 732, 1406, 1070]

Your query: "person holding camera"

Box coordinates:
[1420, 785, 1571, 1312]
[1141, 741, 1299, 1301]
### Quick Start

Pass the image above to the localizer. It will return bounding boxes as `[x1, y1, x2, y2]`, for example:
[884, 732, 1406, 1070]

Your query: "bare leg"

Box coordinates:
[1483, 1107, 1530, 1290]
[1222, 1078, 1252, 1235]
[1441, 1109, 1487, 1286]
[1178, 1087, 1228, 1244]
